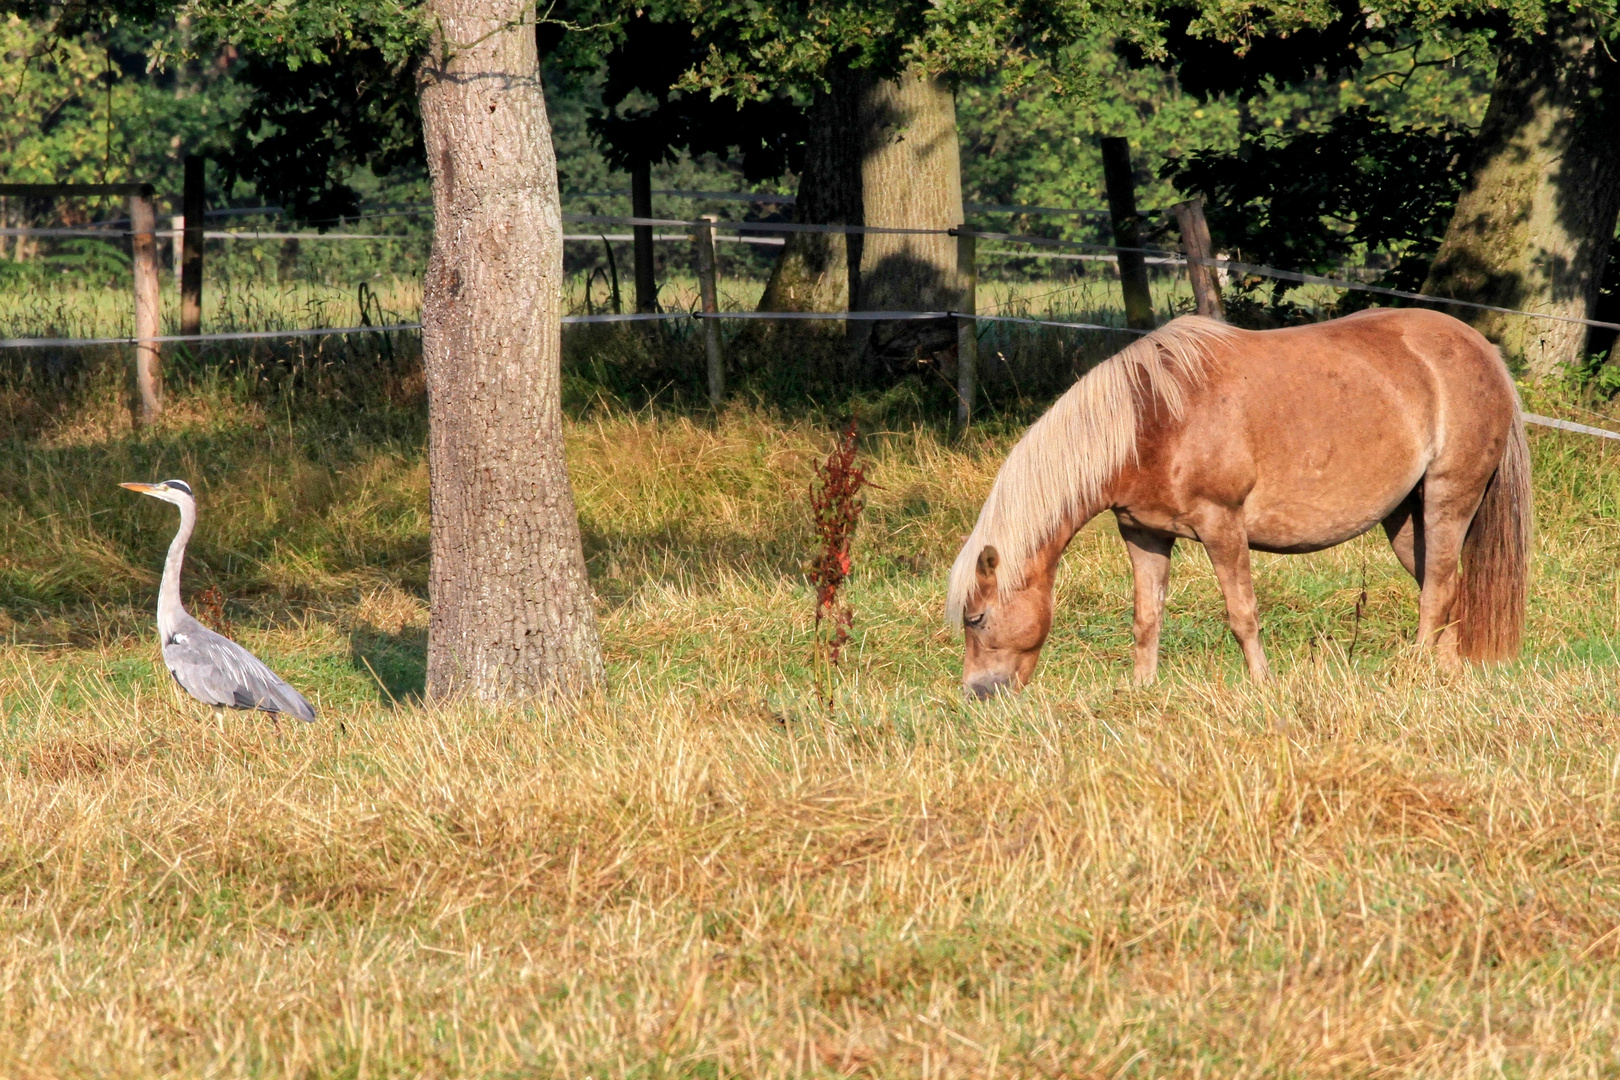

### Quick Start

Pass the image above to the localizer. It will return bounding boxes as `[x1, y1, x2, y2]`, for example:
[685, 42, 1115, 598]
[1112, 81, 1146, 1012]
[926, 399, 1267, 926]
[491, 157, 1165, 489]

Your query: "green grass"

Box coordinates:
[0, 257, 1208, 336]
[2, 320, 1620, 1076]
[0, 275, 424, 339]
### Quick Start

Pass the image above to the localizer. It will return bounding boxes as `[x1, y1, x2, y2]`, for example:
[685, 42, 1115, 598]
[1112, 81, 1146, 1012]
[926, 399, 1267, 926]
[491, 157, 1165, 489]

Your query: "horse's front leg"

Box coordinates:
[1193, 509, 1270, 680]
[1117, 521, 1174, 684]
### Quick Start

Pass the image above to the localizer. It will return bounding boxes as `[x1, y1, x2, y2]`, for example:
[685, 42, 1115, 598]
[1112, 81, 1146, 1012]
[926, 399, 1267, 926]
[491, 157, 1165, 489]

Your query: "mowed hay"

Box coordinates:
[2, 378, 1620, 1076]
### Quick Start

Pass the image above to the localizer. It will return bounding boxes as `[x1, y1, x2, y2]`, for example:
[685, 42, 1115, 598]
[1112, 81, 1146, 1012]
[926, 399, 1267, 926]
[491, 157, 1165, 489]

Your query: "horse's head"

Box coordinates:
[959, 544, 1053, 699]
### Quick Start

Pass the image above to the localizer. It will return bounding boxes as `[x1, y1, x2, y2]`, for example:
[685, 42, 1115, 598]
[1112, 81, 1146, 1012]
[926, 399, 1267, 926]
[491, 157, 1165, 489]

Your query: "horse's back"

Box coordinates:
[1239, 308, 1517, 459]
[1119, 309, 1517, 552]
[1206, 306, 1514, 438]
[1326, 306, 1513, 393]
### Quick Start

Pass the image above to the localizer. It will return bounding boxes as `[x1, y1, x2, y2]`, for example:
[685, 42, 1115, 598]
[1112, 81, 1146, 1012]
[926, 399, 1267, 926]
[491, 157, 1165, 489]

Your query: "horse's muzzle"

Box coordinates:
[963, 674, 1015, 700]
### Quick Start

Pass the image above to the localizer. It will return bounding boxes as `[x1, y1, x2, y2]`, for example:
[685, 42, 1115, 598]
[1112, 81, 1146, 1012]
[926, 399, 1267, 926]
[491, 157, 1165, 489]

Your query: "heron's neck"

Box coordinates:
[157, 502, 194, 641]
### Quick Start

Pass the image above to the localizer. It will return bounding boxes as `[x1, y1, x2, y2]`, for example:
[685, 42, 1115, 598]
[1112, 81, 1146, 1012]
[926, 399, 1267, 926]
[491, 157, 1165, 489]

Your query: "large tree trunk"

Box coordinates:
[757, 65, 965, 382]
[1422, 15, 1620, 377]
[854, 69, 966, 377]
[417, 0, 603, 699]
[757, 70, 867, 314]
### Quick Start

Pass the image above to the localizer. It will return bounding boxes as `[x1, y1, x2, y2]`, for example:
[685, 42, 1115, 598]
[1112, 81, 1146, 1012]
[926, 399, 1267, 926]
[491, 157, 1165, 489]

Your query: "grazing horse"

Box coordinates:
[948, 309, 1531, 696]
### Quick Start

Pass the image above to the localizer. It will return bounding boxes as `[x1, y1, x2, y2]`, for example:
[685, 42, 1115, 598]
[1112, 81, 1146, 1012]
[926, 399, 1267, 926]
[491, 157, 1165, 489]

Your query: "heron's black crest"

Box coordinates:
[163, 480, 193, 496]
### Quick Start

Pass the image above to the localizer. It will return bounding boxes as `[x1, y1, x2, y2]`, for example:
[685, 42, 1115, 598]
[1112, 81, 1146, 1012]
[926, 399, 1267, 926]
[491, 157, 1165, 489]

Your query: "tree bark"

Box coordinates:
[854, 69, 965, 376]
[757, 71, 867, 315]
[417, 0, 603, 699]
[1421, 15, 1620, 377]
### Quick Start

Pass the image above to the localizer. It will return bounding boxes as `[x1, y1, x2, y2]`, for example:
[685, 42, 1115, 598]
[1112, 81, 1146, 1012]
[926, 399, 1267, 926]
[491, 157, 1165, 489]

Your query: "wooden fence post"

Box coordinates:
[1100, 136, 1155, 331]
[1171, 197, 1224, 320]
[129, 188, 162, 425]
[955, 226, 978, 431]
[631, 161, 656, 313]
[171, 214, 183, 285]
[181, 155, 205, 337]
[695, 215, 724, 405]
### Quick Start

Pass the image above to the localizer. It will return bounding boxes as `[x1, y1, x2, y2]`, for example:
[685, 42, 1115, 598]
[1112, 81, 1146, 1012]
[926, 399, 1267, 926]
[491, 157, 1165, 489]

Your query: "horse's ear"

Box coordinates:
[976, 545, 999, 589]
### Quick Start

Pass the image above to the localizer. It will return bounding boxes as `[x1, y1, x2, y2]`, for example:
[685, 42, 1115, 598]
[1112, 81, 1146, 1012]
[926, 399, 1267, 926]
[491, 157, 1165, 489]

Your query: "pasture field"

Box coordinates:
[0, 261, 1207, 339]
[2, 324, 1620, 1077]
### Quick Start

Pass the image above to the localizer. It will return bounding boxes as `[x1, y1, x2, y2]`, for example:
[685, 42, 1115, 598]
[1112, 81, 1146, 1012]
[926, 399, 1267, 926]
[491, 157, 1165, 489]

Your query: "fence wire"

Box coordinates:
[0, 201, 1614, 439]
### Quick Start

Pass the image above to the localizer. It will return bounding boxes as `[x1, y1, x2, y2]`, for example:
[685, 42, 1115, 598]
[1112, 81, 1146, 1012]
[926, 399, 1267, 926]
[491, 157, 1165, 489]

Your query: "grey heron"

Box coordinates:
[121, 480, 317, 722]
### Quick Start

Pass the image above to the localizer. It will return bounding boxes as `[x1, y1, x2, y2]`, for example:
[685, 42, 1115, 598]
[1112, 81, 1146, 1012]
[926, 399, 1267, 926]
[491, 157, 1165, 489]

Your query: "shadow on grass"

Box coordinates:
[350, 625, 426, 706]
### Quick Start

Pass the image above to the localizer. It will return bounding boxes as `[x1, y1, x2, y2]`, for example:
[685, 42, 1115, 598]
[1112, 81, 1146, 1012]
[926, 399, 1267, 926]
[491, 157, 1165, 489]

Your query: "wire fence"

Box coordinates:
[0, 199, 1614, 439]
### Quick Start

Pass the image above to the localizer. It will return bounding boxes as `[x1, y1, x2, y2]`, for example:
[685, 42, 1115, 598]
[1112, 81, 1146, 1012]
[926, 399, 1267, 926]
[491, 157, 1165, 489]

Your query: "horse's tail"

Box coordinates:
[1456, 409, 1532, 662]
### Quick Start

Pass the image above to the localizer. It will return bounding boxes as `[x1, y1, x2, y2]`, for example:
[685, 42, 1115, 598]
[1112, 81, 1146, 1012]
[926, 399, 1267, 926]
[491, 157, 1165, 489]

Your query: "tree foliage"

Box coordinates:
[171, 0, 429, 222]
[583, 13, 804, 181]
[956, 36, 1491, 226]
[223, 35, 422, 222]
[0, 11, 242, 195]
[0, 0, 1601, 268]
[1162, 106, 1472, 282]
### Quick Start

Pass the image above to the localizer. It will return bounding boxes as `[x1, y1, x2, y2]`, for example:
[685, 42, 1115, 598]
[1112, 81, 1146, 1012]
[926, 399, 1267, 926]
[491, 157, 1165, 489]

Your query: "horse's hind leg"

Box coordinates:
[1414, 477, 1482, 664]
[1192, 509, 1270, 680]
[1118, 522, 1174, 684]
[1382, 489, 1425, 585]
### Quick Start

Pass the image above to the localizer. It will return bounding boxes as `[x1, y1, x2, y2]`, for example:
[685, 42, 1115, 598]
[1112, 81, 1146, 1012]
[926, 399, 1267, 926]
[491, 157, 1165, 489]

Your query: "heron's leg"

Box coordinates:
[1194, 509, 1270, 681]
[1118, 521, 1174, 684]
[212, 707, 225, 731]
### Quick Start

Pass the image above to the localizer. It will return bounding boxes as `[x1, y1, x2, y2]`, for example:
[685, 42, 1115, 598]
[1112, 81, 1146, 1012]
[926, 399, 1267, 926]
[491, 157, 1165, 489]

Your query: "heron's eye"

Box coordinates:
[964, 612, 986, 630]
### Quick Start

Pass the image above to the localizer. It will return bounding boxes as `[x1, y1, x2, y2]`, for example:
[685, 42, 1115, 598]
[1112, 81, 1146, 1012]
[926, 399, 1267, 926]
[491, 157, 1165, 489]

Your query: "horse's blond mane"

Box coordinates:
[946, 315, 1243, 624]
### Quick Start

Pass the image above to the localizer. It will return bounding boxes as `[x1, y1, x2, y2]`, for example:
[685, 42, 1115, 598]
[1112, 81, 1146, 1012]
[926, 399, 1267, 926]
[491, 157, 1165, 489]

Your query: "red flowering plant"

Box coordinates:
[195, 584, 233, 639]
[808, 419, 869, 710]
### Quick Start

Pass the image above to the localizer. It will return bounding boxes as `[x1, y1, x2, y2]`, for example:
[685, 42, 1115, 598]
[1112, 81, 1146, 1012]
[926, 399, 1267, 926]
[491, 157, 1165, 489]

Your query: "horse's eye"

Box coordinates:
[964, 612, 986, 630]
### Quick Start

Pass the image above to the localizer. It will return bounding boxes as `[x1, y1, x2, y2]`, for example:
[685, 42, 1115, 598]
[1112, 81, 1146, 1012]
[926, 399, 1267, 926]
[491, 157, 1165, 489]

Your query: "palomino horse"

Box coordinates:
[949, 309, 1530, 696]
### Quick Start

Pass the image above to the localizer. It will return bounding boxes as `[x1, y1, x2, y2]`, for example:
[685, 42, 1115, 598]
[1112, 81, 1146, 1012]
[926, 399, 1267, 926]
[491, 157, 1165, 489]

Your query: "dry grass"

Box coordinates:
[1, 343, 1620, 1076]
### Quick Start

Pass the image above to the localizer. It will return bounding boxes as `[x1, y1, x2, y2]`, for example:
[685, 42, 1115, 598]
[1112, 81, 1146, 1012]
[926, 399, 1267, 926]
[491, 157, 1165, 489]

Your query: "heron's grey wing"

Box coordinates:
[162, 619, 318, 721]
[161, 635, 237, 709]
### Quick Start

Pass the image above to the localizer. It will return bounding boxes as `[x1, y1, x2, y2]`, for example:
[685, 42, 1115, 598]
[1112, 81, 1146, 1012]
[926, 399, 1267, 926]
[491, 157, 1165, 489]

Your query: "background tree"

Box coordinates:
[223, 26, 422, 224]
[182, 0, 605, 699]
[754, 55, 966, 377]
[755, 64, 867, 316]
[1421, 11, 1620, 376]
[416, 0, 603, 697]
[0, 9, 242, 274]
[583, 15, 801, 189]
[582, 12, 802, 312]
[663, 0, 978, 374]
[1162, 107, 1473, 302]
[750, 60, 966, 377]
[1134, 0, 1619, 373]
[852, 69, 965, 375]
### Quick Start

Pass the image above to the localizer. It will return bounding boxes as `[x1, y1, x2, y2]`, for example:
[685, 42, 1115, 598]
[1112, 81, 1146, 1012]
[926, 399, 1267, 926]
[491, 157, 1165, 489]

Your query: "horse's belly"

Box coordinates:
[1242, 473, 1417, 552]
[1244, 505, 1389, 553]
[1113, 464, 1419, 550]
[1232, 380, 1430, 550]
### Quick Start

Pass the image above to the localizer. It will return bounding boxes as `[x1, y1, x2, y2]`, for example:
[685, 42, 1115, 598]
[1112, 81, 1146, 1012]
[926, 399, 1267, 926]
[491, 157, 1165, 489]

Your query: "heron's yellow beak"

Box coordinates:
[119, 482, 162, 495]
